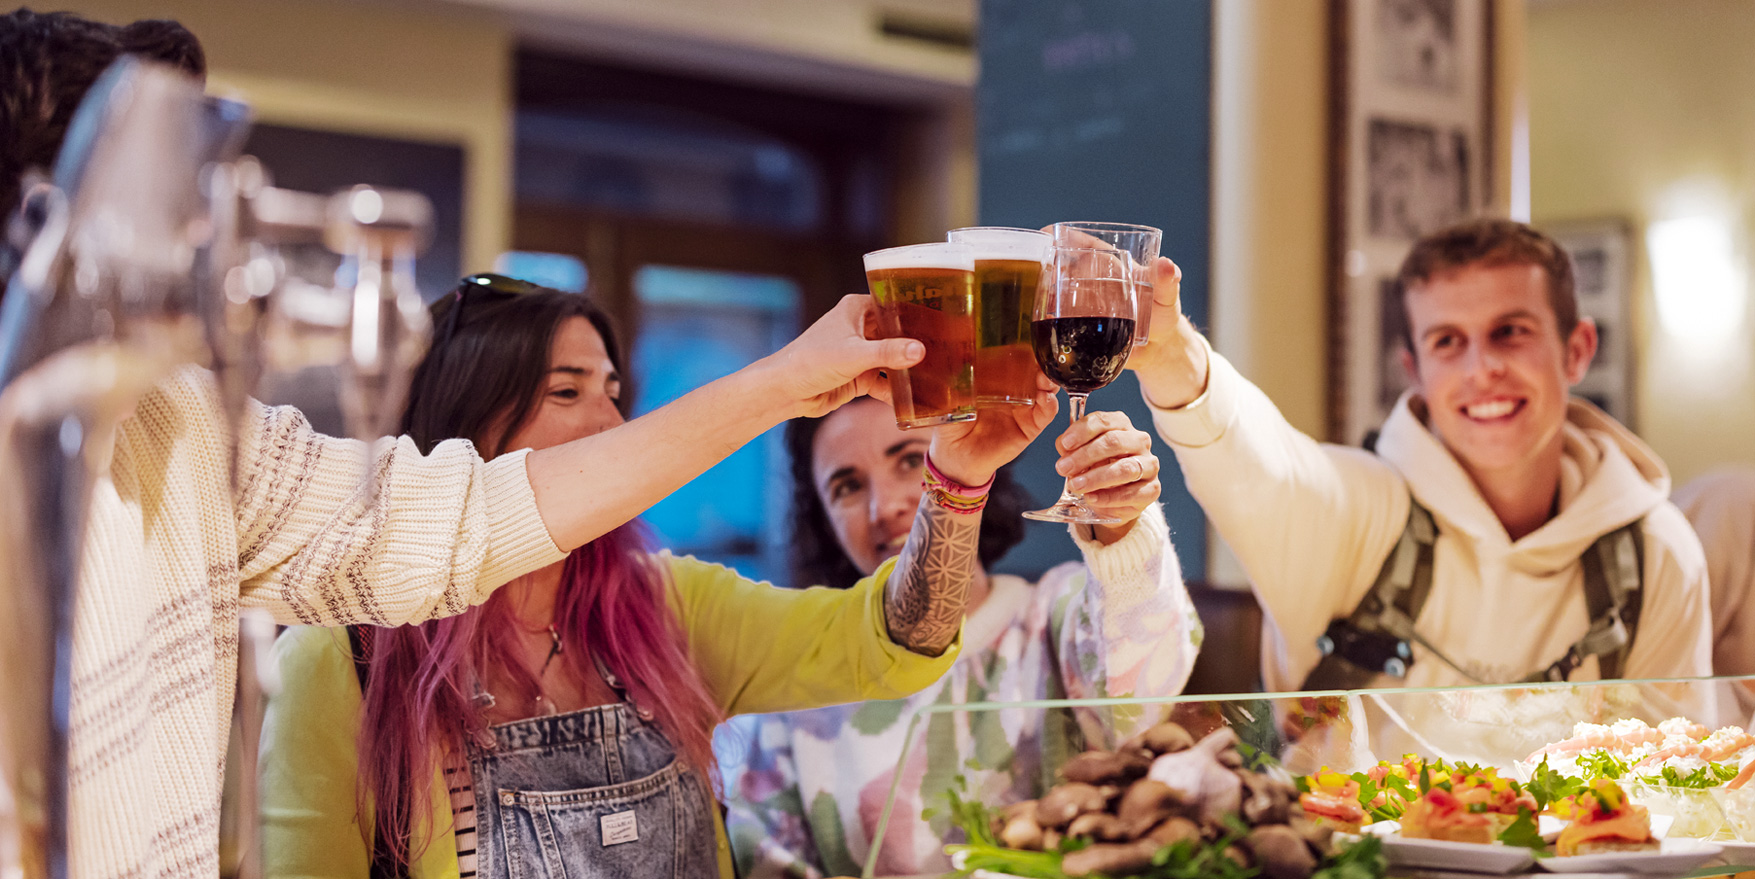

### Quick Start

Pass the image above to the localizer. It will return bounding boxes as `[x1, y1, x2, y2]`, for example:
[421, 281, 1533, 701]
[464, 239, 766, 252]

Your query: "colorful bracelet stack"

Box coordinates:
[923, 454, 994, 515]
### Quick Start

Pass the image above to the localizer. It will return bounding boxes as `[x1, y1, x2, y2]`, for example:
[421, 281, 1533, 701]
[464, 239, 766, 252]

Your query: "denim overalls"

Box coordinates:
[466, 663, 717, 878]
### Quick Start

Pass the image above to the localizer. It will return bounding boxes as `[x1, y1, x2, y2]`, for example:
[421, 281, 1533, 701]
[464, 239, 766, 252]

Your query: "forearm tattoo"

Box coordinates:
[884, 494, 982, 656]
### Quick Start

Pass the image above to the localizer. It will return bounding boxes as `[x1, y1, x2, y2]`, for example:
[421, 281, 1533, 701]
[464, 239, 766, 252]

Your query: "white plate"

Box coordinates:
[1375, 835, 1538, 875]
[1393, 872, 1640, 879]
[1538, 837, 1722, 874]
[1705, 837, 1755, 867]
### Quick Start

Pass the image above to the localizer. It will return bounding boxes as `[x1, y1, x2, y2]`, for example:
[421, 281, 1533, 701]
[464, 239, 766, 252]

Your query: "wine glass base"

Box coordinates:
[1022, 501, 1124, 526]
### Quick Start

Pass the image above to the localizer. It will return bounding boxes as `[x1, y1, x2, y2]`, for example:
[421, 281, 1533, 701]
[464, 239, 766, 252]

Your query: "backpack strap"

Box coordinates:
[1300, 500, 1437, 690]
[1524, 519, 1645, 682]
[344, 626, 408, 879]
[1300, 497, 1649, 690]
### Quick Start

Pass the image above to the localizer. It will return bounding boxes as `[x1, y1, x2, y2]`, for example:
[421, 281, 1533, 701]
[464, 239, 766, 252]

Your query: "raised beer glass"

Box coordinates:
[1024, 245, 1137, 524]
[863, 242, 978, 429]
[947, 227, 1051, 408]
[1050, 221, 1161, 347]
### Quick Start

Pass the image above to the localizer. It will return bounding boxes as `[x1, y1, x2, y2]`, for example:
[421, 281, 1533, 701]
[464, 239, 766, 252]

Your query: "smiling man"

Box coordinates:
[1131, 218, 1711, 691]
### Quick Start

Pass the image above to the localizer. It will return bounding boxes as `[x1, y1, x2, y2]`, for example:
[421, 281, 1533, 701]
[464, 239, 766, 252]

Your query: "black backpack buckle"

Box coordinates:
[1317, 619, 1413, 678]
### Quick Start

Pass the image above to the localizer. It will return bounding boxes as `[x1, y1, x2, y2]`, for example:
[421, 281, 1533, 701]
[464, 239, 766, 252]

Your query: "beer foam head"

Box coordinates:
[948, 227, 1051, 262]
[863, 242, 974, 273]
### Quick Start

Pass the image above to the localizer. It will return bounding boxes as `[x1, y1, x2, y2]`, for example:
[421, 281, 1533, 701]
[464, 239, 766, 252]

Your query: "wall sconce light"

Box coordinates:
[1647, 215, 1746, 344]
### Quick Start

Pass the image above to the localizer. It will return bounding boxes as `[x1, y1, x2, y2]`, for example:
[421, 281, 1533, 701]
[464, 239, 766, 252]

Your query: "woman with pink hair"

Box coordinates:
[258, 276, 1071, 879]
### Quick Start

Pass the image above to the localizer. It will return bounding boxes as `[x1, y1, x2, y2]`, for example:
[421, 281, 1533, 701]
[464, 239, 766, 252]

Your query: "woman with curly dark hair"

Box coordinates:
[723, 396, 1204, 877]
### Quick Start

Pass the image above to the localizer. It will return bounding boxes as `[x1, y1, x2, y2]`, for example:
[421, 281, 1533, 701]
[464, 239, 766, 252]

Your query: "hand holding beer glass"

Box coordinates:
[1023, 244, 1139, 525]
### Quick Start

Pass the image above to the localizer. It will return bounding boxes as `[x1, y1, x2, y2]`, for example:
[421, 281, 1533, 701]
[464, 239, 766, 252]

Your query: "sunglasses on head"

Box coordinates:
[435, 273, 546, 348]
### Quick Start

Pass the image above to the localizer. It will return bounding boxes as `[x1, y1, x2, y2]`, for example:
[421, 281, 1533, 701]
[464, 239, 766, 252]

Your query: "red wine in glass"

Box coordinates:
[1032, 316, 1135, 393]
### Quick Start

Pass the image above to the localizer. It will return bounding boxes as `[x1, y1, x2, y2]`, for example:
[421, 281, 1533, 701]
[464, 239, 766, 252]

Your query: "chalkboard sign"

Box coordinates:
[979, 0, 1213, 580]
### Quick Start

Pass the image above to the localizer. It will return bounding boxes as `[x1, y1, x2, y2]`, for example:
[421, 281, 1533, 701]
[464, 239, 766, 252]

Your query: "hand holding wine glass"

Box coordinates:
[1051, 410, 1162, 542]
[1024, 244, 1140, 524]
[1123, 256, 1210, 411]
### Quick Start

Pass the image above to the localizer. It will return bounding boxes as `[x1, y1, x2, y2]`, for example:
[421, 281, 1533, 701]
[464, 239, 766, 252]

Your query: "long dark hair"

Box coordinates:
[360, 287, 722, 866]
[400, 289, 630, 454]
[784, 406, 1028, 589]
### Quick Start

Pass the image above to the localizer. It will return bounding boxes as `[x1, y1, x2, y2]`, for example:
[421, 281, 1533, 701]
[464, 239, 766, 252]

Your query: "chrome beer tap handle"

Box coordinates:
[325, 186, 432, 448]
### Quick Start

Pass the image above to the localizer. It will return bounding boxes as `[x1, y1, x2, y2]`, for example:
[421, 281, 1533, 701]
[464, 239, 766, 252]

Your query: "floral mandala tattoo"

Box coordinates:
[885, 494, 981, 655]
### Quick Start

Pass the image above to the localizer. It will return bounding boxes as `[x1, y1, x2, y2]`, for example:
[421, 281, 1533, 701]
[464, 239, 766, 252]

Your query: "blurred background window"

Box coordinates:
[516, 108, 824, 232]
[494, 251, 589, 294]
[629, 266, 801, 584]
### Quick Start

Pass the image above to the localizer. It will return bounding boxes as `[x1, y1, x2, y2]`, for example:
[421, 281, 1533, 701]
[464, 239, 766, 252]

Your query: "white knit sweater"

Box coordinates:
[5, 367, 565, 877]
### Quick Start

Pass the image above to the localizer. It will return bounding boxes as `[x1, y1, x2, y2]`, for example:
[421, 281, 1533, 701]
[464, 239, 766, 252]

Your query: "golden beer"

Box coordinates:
[950, 228, 1051, 407]
[863, 243, 976, 429]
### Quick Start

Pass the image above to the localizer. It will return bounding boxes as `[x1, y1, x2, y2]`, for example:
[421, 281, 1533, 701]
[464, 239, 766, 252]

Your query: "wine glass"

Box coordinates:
[1050, 221, 1161, 347]
[1023, 244, 1138, 525]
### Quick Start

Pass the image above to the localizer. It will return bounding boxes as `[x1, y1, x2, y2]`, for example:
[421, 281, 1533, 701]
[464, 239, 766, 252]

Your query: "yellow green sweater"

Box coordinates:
[258, 551, 957, 879]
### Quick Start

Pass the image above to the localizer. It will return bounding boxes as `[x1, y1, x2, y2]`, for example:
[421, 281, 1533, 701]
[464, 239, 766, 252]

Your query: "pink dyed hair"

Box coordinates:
[357, 524, 725, 865]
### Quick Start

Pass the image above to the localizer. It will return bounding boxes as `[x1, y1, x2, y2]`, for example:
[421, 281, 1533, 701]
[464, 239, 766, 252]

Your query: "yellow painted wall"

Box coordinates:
[1529, 0, 1755, 484]
[67, 0, 513, 274]
[1209, 0, 1330, 440]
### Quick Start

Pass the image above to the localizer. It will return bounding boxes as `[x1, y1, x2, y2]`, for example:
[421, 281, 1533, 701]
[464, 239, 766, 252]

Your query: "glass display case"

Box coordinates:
[864, 675, 1755, 878]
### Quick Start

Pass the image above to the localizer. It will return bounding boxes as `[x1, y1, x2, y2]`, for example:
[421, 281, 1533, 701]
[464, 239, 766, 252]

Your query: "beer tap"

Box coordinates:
[0, 56, 434, 877]
[0, 59, 249, 879]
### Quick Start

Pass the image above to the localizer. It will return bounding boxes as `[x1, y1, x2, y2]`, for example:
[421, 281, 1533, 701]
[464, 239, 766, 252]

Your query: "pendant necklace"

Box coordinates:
[532, 624, 563, 716]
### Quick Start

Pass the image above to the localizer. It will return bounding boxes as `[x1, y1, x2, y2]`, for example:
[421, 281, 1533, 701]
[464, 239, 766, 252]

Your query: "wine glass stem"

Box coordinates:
[1059, 393, 1090, 502]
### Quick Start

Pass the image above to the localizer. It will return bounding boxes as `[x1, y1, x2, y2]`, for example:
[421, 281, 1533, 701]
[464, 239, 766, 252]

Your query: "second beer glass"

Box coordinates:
[947, 227, 1051, 408]
[863, 242, 977, 429]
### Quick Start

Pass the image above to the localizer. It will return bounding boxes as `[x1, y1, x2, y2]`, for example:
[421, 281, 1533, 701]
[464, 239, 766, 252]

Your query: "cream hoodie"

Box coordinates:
[1149, 347, 1713, 693]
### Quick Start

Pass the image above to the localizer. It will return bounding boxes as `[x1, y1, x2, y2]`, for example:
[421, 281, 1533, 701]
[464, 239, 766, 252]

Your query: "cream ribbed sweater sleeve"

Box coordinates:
[1044, 503, 1201, 748]
[1144, 346, 1409, 688]
[219, 377, 566, 626]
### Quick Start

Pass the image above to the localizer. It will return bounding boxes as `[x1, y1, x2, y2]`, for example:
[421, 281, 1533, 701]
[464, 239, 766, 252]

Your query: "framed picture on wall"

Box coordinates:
[1328, 0, 1495, 444]
[1546, 219, 1636, 425]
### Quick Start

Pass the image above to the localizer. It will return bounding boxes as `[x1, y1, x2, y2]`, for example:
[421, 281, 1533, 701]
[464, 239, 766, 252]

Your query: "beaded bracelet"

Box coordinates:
[923, 453, 994, 515]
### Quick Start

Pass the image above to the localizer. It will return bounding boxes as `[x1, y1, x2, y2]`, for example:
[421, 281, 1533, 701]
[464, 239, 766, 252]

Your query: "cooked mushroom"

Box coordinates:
[1067, 812, 1133, 842]
[1116, 779, 1185, 831]
[1139, 720, 1196, 754]
[1223, 844, 1254, 869]
[996, 801, 1045, 850]
[1061, 749, 1152, 786]
[1035, 782, 1109, 829]
[1240, 769, 1292, 825]
[1245, 826, 1318, 879]
[1061, 840, 1158, 877]
[1142, 816, 1202, 847]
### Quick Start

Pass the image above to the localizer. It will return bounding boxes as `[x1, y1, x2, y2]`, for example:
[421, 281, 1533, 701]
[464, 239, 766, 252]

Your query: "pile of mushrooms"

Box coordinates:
[990, 723, 1334, 879]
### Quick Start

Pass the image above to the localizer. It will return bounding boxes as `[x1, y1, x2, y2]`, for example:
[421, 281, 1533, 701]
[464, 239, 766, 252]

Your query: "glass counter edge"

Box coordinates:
[901, 673, 1755, 717]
